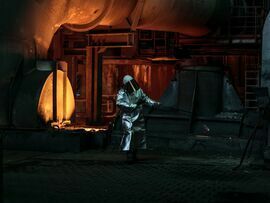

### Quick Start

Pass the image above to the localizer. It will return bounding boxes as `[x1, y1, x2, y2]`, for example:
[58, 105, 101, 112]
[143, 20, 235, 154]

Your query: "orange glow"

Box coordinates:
[38, 70, 75, 124]
[133, 65, 151, 93]
[83, 127, 106, 132]
[63, 126, 106, 132]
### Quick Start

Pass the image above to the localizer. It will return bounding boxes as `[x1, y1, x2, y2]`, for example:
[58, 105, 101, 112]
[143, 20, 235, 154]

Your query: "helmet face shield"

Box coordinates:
[124, 79, 140, 94]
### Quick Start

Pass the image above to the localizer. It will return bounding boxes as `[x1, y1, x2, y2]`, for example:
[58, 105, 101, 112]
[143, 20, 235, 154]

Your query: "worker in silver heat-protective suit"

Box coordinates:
[116, 75, 160, 161]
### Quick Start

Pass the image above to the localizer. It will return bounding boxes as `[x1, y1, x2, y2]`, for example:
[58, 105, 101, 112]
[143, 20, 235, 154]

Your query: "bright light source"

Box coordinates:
[38, 70, 75, 124]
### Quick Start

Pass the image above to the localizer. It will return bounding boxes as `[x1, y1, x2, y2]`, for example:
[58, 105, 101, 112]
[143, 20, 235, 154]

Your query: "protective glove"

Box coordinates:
[136, 99, 144, 106]
[153, 102, 161, 109]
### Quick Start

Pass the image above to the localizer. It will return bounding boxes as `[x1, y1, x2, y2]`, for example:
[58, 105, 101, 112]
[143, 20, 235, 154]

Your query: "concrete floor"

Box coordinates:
[3, 149, 270, 203]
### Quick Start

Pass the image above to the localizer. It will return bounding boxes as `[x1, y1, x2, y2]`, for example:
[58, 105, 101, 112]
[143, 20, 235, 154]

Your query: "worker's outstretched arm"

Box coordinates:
[140, 89, 160, 108]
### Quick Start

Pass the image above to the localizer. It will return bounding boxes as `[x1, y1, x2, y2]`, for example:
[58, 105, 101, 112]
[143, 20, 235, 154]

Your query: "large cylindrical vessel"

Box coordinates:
[130, 0, 229, 36]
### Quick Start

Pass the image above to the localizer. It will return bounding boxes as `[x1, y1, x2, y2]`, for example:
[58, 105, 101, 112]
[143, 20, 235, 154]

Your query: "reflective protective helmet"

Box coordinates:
[122, 75, 140, 94]
[123, 75, 133, 85]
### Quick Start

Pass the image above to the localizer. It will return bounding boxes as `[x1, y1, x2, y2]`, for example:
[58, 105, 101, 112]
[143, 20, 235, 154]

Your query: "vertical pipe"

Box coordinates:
[58, 61, 68, 121]
[86, 47, 93, 123]
[188, 71, 198, 134]
[262, 12, 270, 96]
[93, 48, 99, 123]
[262, 11, 270, 147]
[86, 47, 104, 123]
[97, 53, 103, 122]
[63, 70, 67, 121]
[53, 64, 57, 122]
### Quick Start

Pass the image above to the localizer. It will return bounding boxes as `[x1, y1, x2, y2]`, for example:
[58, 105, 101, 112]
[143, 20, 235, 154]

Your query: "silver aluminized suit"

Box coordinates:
[116, 87, 157, 151]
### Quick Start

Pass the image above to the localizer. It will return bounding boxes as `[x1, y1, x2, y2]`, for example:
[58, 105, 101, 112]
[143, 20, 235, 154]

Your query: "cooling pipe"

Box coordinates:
[0, 0, 230, 127]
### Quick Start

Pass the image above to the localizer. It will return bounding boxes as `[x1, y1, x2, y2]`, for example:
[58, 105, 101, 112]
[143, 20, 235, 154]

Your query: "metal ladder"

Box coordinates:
[245, 69, 260, 109]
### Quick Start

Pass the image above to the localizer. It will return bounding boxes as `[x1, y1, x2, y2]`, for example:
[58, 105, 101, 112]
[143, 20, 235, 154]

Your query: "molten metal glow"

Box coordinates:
[83, 127, 106, 132]
[133, 65, 151, 91]
[63, 126, 106, 132]
[38, 70, 75, 124]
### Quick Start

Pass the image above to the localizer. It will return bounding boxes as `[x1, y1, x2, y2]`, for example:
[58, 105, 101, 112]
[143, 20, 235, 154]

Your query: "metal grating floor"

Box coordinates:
[3, 150, 270, 203]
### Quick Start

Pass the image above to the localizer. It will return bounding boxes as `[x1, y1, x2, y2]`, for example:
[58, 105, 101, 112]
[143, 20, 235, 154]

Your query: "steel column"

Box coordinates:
[86, 47, 103, 123]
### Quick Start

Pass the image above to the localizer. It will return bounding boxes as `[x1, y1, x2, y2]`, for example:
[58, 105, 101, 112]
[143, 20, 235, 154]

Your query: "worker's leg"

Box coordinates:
[133, 115, 147, 150]
[120, 117, 133, 152]
[267, 123, 270, 148]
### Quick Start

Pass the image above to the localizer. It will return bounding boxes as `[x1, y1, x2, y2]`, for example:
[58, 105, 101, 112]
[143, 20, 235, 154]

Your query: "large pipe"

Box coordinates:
[262, 11, 270, 148]
[262, 12, 270, 96]
[0, 0, 230, 127]
[129, 0, 229, 36]
[1, 0, 230, 58]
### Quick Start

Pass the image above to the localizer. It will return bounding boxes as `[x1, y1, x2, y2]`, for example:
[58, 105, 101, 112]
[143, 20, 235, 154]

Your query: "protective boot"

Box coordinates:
[126, 150, 137, 163]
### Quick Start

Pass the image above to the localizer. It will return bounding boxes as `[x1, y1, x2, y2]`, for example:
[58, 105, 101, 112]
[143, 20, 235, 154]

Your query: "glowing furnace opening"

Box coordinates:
[38, 70, 75, 124]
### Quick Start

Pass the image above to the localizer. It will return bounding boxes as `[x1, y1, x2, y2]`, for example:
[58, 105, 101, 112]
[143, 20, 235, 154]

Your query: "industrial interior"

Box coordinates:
[1, 0, 270, 202]
[1, 0, 269, 154]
